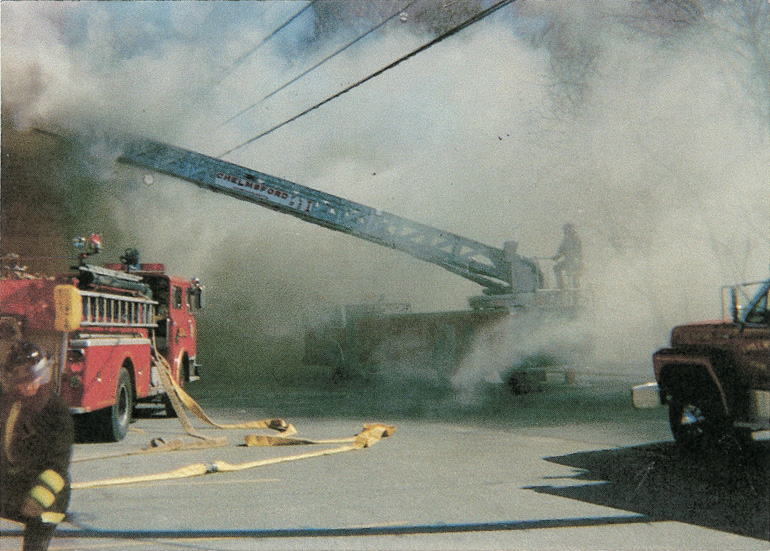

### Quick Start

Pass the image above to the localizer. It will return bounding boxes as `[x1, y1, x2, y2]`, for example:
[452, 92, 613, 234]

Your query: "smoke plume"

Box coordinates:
[2, 1, 768, 392]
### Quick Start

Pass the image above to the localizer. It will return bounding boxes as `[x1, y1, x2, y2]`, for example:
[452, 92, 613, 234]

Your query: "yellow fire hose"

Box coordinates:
[242, 423, 394, 447]
[153, 346, 296, 437]
[71, 436, 230, 463]
[73, 351, 294, 463]
[70, 342, 395, 489]
[72, 424, 394, 490]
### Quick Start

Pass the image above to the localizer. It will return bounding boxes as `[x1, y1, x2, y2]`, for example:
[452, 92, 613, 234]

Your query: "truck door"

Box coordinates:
[165, 281, 197, 382]
[738, 289, 770, 391]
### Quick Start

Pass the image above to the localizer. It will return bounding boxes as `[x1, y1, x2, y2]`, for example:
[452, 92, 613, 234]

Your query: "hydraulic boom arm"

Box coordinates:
[118, 138, 539, 296]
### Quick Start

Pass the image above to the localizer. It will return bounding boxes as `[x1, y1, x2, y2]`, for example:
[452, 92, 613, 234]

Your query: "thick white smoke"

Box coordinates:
[2, 1, 768, 382]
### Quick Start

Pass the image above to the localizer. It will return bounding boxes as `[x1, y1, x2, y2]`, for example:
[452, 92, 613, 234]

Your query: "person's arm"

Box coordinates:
[553, 240, 566, 261]
[21, 396, 74, 523]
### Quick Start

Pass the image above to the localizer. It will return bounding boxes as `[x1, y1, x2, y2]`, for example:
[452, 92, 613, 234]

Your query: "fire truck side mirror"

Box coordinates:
[54, 285, 83, 332]
[190, 279, 204, 309]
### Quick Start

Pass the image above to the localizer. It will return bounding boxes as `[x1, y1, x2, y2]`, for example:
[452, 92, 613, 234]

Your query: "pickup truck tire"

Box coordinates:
[668, 390, 726, 449]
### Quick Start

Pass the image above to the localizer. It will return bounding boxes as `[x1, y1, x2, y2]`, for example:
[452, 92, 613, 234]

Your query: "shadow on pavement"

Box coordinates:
[528, 440, 770, 541]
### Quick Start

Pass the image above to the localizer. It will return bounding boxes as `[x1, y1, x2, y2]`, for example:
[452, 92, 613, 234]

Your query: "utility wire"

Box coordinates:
[220, 0, 516, 157]
[216, 1, 317, 85]
[222, 0, 419, 127]
[187, 2, 317, 114]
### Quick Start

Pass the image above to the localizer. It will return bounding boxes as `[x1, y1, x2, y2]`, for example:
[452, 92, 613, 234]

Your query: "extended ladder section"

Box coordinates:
[119, 138, 535, 296]
[80, 290, 158, 328]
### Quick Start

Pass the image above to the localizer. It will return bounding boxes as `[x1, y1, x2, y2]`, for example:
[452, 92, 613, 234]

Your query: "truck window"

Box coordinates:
[745, 291, 769, 325]
[172, 286, 183, 310]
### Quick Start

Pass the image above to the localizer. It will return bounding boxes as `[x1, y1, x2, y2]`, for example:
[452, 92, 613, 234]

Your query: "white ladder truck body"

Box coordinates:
[116, 137, 579, 383]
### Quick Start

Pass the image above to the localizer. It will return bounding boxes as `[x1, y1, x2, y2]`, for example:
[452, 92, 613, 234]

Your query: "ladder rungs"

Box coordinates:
[79, 291, 158, 328]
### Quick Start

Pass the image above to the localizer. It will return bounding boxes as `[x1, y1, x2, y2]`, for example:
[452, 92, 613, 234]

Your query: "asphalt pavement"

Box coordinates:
[2, 374, 768, 550]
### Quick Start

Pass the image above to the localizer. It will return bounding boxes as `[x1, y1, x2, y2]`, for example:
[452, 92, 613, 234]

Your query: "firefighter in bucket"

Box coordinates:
[1, 329, 74, 551]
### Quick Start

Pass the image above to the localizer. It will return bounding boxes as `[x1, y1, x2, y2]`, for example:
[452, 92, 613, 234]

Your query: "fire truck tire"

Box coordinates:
[104, 368, 134, 442]
[668, 389, 727, 450]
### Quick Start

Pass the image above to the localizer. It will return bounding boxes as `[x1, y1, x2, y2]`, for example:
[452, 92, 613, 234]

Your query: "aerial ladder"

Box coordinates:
[117, 137, 550, 311]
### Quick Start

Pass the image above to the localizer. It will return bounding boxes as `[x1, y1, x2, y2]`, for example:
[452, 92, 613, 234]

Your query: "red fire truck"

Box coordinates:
[0, 237, 203, 441]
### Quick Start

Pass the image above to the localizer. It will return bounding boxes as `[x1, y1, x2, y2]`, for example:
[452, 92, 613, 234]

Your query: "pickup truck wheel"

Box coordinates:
[668, 392, 726, 449]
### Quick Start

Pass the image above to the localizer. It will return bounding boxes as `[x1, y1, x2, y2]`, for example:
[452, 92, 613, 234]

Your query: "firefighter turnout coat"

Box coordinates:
[1, 384, 74, 527]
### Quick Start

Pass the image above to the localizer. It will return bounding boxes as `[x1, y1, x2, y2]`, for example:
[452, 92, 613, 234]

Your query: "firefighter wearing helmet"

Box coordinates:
[552, 223, 583, 289]
[1, 338, 74, 551]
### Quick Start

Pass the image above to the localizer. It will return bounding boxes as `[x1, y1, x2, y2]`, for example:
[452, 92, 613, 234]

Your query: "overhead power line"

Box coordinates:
[222, 0, 419, 127]
[216, 1, 317, 85]
[220, 0, 516, 157]
[187, 2, 317, 114]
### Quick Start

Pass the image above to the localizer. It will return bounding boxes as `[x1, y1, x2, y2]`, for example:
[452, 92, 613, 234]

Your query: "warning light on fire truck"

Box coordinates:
[73, 233, 102, 265]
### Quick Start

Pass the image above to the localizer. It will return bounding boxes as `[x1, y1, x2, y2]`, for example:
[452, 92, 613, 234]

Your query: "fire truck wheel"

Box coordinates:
[668, 390, 726, 450]
[106, 368, 134, 442]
